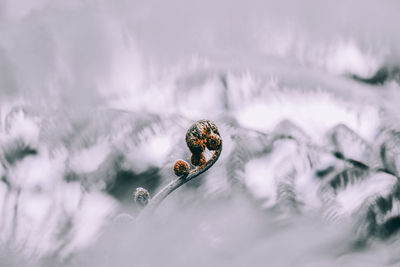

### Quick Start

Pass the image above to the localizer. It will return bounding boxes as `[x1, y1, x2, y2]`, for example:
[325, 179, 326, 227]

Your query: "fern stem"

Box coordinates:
[146, 142, 222, 211]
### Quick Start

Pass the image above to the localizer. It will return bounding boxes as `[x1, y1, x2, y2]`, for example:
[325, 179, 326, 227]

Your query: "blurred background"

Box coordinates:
[1, 0, 400, 266]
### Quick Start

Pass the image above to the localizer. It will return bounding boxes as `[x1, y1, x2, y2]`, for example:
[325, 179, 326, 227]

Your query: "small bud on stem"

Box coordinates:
[134, 187, 150, 207]
[174, 160, 190, 177]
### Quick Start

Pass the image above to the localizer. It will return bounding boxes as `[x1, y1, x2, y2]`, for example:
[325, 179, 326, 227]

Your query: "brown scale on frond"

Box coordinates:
[185, 120, 221, 170]
[185, 135, 206, 154]
[205, 133, 221, 151]
[185, 120, 221, 152]
[174, 160, 190, 177]
[191, 153, 206, 166]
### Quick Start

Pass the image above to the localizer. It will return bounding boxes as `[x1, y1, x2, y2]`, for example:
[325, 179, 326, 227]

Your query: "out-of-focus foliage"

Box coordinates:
[1, 0, 400, 266]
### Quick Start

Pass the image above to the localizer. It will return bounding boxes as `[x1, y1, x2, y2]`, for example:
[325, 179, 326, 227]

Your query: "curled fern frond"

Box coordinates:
[136, 120, 223, 214]
[134, 187, 151, 207]
[173, 160, 190, 177]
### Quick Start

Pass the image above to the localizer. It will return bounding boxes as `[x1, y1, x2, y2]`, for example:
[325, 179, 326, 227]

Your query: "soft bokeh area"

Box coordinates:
[1, 0, 400, 266]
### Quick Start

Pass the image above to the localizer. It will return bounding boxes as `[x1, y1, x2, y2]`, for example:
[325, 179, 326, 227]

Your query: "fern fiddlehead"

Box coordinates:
[134, 120, 222, 213]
